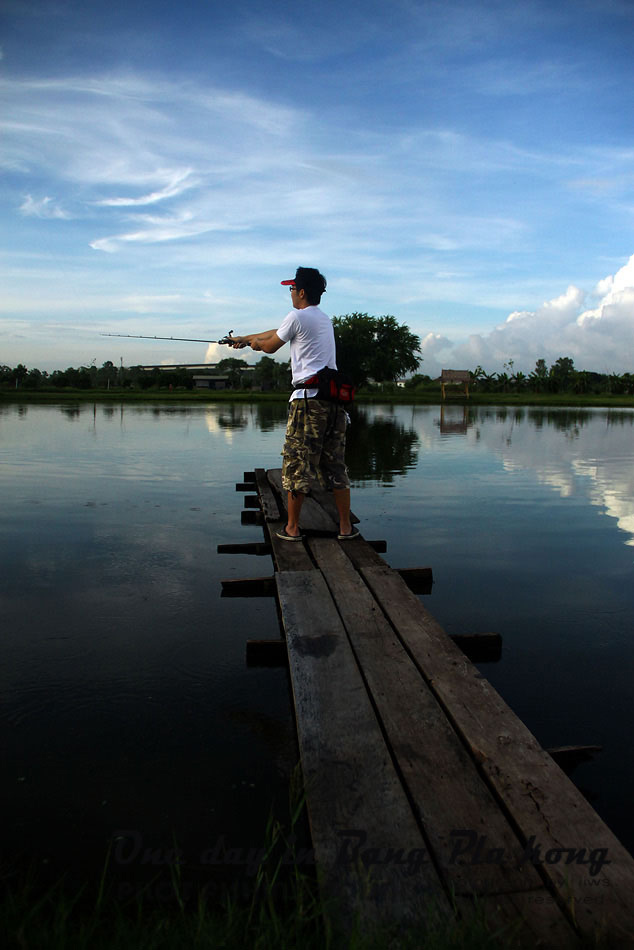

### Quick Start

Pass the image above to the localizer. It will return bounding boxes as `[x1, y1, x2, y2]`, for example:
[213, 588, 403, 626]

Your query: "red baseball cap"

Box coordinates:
[280, 279, 295, 286]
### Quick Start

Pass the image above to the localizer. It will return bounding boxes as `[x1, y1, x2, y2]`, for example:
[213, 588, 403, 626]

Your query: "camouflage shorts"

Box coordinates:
[281, 398, 350, 495]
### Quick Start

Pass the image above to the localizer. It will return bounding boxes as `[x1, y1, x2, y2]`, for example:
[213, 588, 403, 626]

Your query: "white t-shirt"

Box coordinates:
[276, 306, 337, 401]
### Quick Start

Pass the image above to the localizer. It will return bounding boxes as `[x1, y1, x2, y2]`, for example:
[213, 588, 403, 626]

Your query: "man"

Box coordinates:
[228, 266, 358, 542]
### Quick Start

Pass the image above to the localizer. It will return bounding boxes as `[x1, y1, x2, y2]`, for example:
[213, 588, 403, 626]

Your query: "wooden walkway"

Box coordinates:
[221, 468, 634, 947]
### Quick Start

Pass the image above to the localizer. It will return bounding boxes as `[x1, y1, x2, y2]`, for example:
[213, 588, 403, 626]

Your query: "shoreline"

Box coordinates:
[2, 388, 634, 408]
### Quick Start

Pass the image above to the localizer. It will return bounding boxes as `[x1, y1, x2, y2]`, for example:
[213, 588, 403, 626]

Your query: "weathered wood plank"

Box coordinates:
[305, 479, 360, 526]
[306, 538, 577, 948]
[254, 469, 316, 570]
[339, 535, 389, 570]
[359, 564, 634, 944]
[275, 569, 449, 925]
[267, 469, 338, 534]
[254, 468, 282, 522]
[266, 467, 359, 525]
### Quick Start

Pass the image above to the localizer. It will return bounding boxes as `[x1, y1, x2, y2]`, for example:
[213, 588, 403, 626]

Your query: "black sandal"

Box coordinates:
[276, 527, 304, 542]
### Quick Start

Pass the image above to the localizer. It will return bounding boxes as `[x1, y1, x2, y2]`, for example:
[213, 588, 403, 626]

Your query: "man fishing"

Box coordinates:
[228, 267, 358, 542]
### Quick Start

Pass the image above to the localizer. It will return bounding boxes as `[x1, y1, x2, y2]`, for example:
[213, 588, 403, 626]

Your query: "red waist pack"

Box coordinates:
[302, 367, 356, 405]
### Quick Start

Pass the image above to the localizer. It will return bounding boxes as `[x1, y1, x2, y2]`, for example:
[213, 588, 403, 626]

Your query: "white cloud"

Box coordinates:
[95, 168, 197, 207]
[19, 194, 71, 219]
[422, 255, 634, 376]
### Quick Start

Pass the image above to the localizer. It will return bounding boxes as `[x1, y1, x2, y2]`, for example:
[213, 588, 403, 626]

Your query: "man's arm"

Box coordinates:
[229, 330, 285, 354]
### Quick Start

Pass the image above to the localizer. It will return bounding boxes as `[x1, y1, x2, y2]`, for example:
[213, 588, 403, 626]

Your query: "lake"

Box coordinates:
[2, 400, 634, 895]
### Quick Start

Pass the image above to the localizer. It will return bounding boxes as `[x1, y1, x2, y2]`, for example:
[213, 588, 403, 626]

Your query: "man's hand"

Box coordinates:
[227, 335, 249, 349]
[226, 329, 284, 354]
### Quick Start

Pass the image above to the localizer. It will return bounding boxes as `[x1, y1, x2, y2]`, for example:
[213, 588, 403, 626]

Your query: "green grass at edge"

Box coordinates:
[2, 869, 526, 950]
[2, 389, 634, 408]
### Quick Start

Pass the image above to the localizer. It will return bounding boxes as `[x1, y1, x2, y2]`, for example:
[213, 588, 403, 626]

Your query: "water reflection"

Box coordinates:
[347, 408, 419, 483]
[2, 401, 634, 887]
[216, 406, 249, 430]
[437, 404, 472, 435]
[467, 407, 634, 546]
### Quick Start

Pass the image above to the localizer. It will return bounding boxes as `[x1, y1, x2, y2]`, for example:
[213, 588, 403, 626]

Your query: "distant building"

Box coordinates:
[136, 363, 219, 372]
[192, 375, 229, 390]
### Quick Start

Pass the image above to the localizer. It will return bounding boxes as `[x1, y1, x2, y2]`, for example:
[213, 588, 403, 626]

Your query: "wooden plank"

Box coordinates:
[359, 564, 634, 944]
[254, 468, 282, 523]
[253, 470, 316, 571]
[340, 534, 390, 570]
[243, 495, 261, 509]
[275, 570, 449, 925]
[305, 479, 360, 526]
[265, 530, 314, 572]
[306, 538, 577, 948]
[266, 467, 360, 526]
[267, 469, 338, 534]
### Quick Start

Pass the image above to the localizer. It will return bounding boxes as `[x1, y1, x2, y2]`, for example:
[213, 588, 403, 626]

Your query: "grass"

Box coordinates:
[3, 387, 634, 408]
[3, 783, 615, 949]
[1, 864, 520, 950]
[3, 779, 525, 950]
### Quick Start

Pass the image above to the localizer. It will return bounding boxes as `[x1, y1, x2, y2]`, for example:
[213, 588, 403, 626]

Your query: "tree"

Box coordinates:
[549, 356, 575, 393]
[252, 356, 291, 391]
[216, 357, 249, 389]
[332, 313, 421, 388]
[529, 358, 549, 392]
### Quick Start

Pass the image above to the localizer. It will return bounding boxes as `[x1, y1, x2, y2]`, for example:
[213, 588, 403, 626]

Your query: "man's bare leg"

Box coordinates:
[333, 487, 352, 536]
[286, 491, 305, 537]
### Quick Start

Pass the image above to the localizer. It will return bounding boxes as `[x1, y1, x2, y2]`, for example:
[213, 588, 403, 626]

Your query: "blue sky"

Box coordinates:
[2, 0, 634, 374]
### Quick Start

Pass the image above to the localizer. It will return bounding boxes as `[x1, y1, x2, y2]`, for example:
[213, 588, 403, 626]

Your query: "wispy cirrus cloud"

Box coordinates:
[94, 168, 197, 207]
[19, 194, 72, 219]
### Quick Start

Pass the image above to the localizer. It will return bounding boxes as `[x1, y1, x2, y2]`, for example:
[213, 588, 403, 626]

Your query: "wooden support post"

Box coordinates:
[243, 471, 256, 483]
[243, 495, 261, 509]
[367, 540, 387, 553]
[221, 576, 276, 597]
[241, 510, 265, 526]
[397, 567, 433, 594]
[217, 542, 272, 555]
[246, 639, 288, 667]
[546, 745, 602, 775]
[450, 632, 502, 663]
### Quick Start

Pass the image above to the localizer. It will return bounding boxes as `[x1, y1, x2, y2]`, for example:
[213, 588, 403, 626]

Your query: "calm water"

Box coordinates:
[2, 401, 634, 893]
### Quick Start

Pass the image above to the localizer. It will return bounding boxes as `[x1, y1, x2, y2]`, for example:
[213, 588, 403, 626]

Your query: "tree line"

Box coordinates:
[2, 315, 632, 395]
[1, 313, 421, 393]
[468, 357, 634, 396]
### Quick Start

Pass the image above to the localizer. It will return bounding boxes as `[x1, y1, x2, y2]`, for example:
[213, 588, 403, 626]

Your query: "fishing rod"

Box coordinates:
[100, 330, 236, 345]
